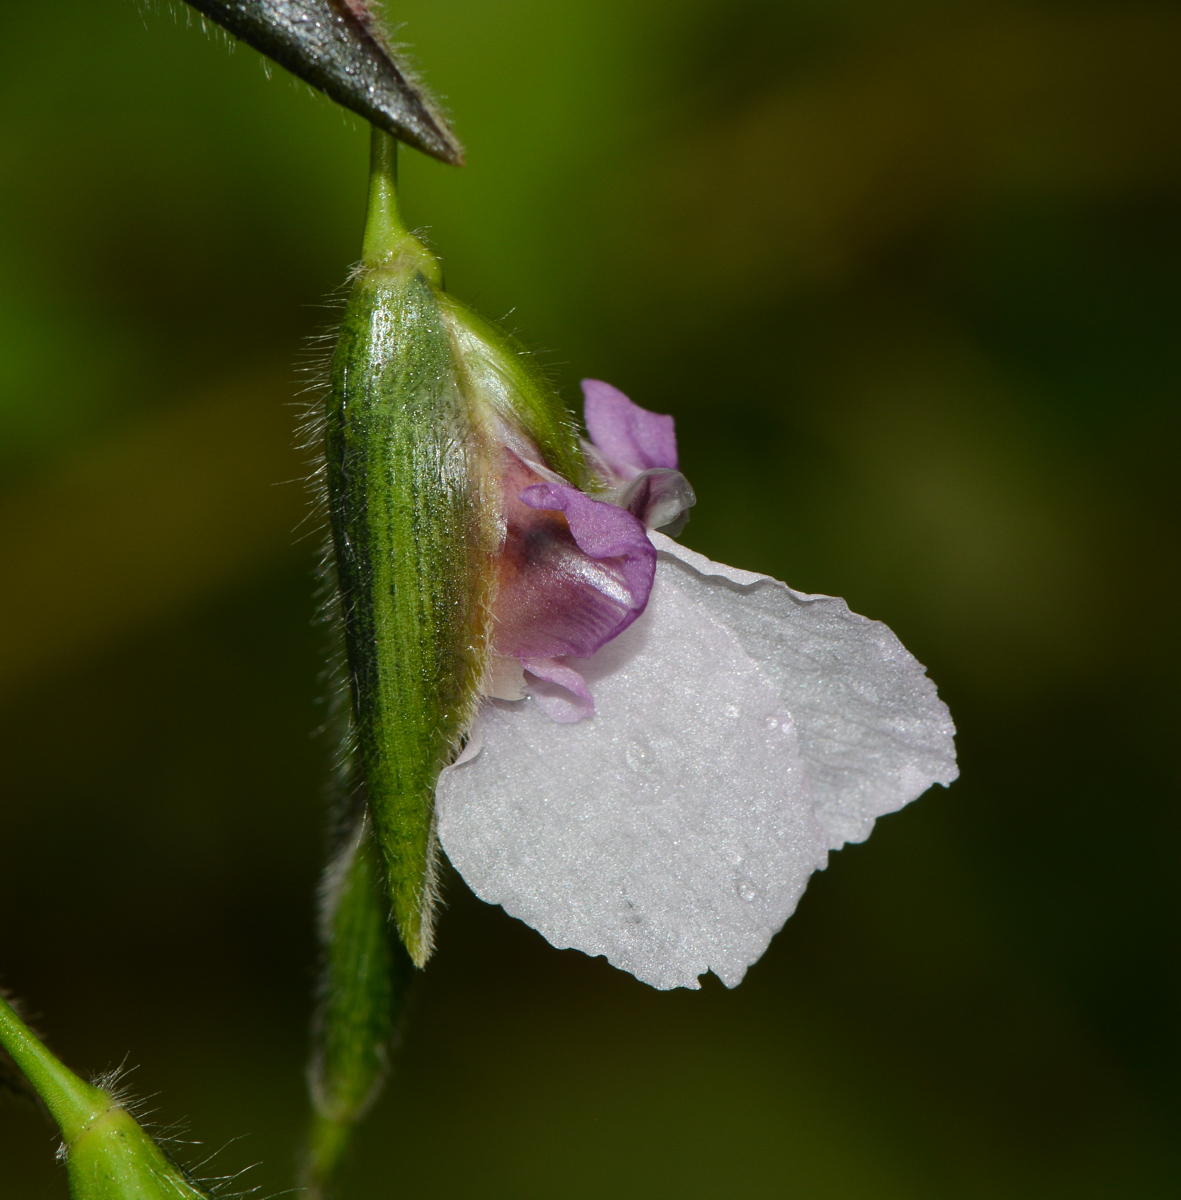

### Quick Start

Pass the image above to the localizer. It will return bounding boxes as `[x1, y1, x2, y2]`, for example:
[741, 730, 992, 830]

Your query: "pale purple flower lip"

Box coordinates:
[516, 657, 595, 724]
[582, 379, 678, 478]
[508, 480, 657, 659]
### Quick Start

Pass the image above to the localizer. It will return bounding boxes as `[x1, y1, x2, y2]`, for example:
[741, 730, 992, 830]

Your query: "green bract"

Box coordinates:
[443, 296, 589, 490]
[326, 192, 486, 963]
[305, 811, 409, 1194]
[325, 130, 583, 967]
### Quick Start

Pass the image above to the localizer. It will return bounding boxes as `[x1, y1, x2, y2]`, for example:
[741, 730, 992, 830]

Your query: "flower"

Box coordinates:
[326, 130, 955, 981]
[436, 382, 958, 991]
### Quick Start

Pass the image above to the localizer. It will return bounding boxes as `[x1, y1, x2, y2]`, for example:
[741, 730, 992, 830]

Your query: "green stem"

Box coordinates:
[0, 993, 108, 1143]
[1, 994, 213, 1197]
[362, 127, 407, 266]
[361, 126, 442, 284]
[306, 1114, 354, 1198]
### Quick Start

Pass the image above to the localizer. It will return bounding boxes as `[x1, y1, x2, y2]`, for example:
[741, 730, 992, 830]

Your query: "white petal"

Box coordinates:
[649, 532, 959, 849]
[436, 569, 829, 990]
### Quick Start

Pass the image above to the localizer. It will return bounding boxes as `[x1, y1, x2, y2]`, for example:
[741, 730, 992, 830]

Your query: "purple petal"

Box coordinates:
[582, 379, 678, 478]
[521, 657, 595, 723]
[493, 473, 657, 666]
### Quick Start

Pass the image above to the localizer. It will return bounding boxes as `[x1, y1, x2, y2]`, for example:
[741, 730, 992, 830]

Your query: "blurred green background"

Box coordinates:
[1, 0, 1179, 1196]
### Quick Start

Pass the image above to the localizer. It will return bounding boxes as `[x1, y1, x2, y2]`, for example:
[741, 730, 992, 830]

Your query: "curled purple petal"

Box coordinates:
[521, 657, 595, 723]
[493, 469, 657, 666]
[582, 379, 678, 479]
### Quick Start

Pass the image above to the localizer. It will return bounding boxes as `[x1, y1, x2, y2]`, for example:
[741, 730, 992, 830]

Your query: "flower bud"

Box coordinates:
[0, 993, 210, 1199]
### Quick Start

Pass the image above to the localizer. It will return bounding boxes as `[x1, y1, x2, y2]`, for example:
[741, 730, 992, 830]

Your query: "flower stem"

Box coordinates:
[0, 993, 108, 1142]
[0, 992, 212, 1198]
[362, 127, 406, 265]
[361, 128, 442, 284]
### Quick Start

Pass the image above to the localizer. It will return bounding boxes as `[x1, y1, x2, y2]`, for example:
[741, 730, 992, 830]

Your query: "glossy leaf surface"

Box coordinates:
[185, 0, 463, 163]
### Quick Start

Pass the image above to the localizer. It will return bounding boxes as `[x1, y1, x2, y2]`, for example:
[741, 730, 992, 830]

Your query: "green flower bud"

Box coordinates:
[0, 994, 209, 1199]
[312, 129, 590, 1193]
